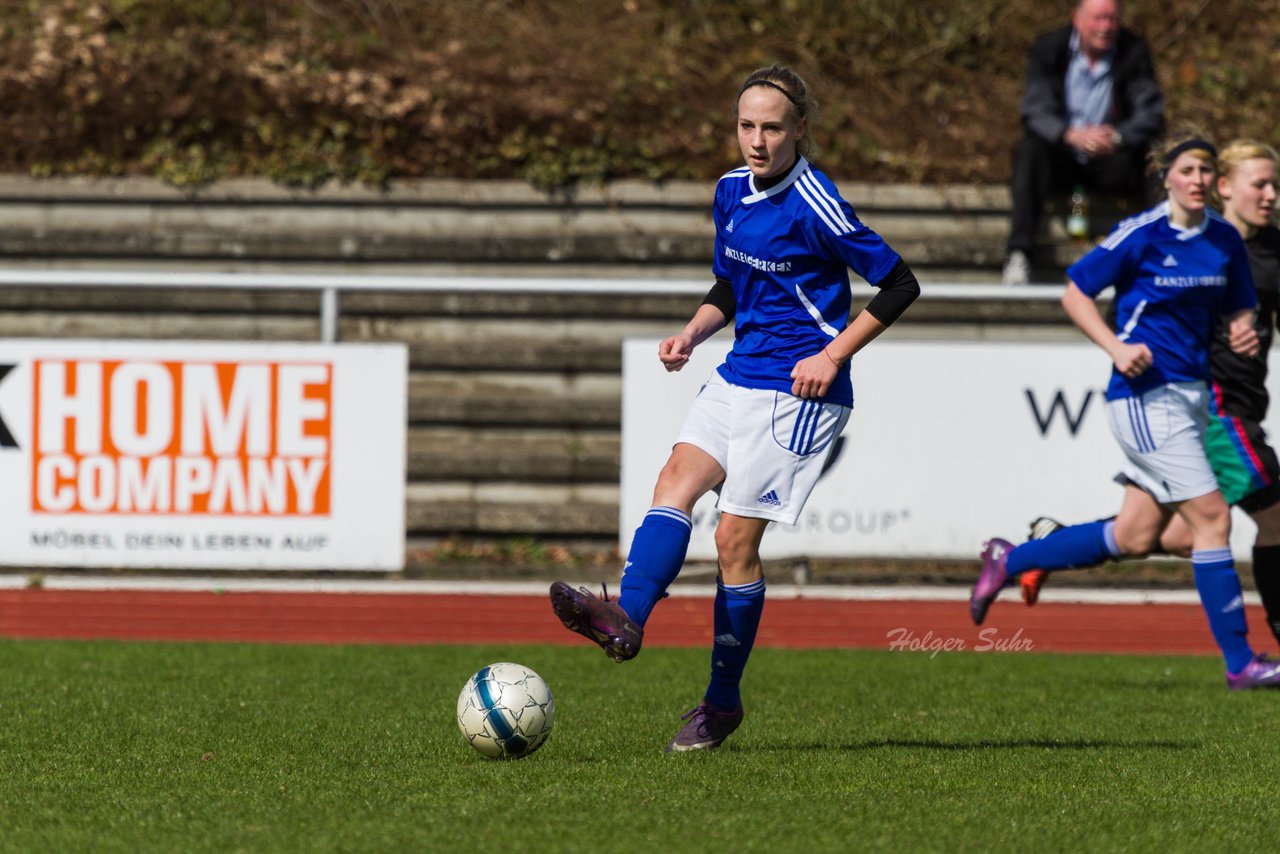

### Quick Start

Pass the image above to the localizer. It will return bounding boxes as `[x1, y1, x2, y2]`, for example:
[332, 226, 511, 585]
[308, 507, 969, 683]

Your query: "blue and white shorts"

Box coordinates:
[675, 371, 851, 524]
[1106, 381, 1220, 505]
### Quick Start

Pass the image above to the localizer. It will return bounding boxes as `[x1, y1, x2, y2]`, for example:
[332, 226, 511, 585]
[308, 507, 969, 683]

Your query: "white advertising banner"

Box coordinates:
[622, 337, 1278, 560]
[0, 340, 406, 570]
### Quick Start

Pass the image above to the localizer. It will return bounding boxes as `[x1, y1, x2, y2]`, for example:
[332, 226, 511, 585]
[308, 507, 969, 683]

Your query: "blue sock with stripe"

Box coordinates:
[705, 578, 765, 712]
[1006, 520, 1120, 575]
[617, 506, 692, 627]
[1192, 547, 1254, 674]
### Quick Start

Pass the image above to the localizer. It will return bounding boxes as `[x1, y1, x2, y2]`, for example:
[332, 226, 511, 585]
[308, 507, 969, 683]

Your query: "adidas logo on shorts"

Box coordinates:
[757, 490, 782, 506]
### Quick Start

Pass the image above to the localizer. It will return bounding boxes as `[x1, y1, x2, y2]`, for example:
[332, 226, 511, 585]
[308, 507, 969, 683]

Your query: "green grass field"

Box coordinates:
[1, 638, 1276, 852]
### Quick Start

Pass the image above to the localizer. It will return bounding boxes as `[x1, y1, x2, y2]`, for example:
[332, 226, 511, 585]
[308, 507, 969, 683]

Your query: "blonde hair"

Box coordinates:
[1149, 135, 1216, 176]
[1219, 139, 1279, 180]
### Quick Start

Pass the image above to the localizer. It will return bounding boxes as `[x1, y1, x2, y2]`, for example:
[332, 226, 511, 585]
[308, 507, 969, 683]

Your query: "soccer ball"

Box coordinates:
[456, 662, 555, 759]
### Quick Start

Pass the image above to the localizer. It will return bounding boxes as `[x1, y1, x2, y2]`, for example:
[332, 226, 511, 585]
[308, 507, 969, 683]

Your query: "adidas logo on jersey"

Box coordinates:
[1162, 254, 1178, 267]
[757, 490, 782, 506]
[725, 218, 734, 233]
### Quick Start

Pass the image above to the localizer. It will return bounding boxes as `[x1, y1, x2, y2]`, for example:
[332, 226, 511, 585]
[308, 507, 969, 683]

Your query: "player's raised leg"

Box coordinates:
[972, 487, 1156, 625]
[550, 442, 724, 662]
[972, 517, 1125, 624]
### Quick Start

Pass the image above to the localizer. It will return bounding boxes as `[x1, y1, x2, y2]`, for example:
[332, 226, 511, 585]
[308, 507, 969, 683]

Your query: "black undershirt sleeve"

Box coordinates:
[703, 260, 918, 327]
[864, 258, 920, 326]
[700, 276, 736, 321]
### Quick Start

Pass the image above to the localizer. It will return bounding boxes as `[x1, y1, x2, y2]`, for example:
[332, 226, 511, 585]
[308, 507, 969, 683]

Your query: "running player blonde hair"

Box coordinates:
[1147, 129, 1217, 201]
[1219, 139, 1279, 179]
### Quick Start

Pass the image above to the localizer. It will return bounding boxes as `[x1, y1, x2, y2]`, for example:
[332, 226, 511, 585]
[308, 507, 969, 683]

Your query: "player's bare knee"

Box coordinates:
[651, 464, 701, 512]
[714, 530, 761, 583]
[1158, 529, 1193, 558]
[713, 524, 747, 561]
[1113, 525, 1160, 556]
[1184, 497, 1232, 542]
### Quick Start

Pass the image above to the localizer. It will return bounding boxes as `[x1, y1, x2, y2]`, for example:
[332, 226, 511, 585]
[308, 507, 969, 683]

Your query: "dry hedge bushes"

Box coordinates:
[1, 0, 1275, 188]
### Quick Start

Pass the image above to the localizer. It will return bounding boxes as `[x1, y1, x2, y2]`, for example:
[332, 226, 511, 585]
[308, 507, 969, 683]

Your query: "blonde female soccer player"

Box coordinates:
[550, 64, 919, 750]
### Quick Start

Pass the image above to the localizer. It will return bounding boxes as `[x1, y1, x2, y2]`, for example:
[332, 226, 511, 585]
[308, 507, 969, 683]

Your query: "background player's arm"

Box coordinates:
[1062, 280, 1152, 378]
[1226, 308, 1261, 357]
[659, 303, 729, 372]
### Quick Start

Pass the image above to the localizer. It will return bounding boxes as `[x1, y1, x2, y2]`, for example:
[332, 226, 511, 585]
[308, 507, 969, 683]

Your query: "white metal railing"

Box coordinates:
[0, 270, 1064, 344]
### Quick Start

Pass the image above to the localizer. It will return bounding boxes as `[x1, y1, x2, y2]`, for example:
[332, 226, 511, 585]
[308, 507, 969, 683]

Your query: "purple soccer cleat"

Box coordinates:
[665, 700, 744, 753]
[1226, 654, 1280, 690]
[549, 581, 643, 662]
[970, 537, 1014, 626]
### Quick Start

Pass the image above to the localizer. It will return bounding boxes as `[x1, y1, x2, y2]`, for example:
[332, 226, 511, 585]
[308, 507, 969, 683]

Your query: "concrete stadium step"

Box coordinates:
[0, 309, 318, 341]
[409, 372, 619, 427]
[405, 482, 618, 536]
[0, 176, 1018, 272]
[407, 426, 618, 481]
[346, 317, 676, 370]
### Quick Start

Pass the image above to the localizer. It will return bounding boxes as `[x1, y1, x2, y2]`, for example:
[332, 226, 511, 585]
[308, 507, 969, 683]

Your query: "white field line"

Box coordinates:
[0, 575, 1253, 607]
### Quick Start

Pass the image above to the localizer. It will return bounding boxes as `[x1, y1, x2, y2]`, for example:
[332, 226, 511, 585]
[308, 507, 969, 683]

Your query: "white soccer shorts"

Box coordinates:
[1106, 381, 1220, 505]
[674, 372, 851, 524]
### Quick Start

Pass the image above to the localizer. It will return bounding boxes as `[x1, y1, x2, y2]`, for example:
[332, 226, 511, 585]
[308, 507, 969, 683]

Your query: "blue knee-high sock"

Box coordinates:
[1192, 547, 1254, 673]
[1006, 520, 1120, 575]
[616, 507, 692, 627]
[704, 578, 765, 712]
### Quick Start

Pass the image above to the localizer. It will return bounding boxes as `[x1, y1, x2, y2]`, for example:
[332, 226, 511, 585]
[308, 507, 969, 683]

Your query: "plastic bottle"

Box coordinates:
[1067, 184, 1089, 242]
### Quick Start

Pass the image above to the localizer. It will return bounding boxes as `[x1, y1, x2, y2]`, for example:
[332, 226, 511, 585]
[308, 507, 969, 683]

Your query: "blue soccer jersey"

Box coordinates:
[711, 157, 902, 407]
[1068, 201, 1257, 400]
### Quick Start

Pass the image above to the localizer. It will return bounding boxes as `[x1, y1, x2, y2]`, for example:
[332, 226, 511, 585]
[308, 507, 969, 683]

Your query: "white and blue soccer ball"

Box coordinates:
[456, 662, 555, 759]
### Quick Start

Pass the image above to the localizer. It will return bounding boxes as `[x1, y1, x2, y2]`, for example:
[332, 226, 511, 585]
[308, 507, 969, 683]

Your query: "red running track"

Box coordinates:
[1, 589, 1273, 657]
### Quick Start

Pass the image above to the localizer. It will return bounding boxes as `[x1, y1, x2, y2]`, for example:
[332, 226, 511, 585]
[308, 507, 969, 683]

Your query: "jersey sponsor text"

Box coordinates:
[1154, 274, 1226, 288]
[723, 245, 792, 273]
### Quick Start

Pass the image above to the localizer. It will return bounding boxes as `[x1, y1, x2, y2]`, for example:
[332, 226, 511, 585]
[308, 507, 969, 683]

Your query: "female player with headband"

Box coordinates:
[970, 135, 1280, 690]
[550, 64, 920, 750]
